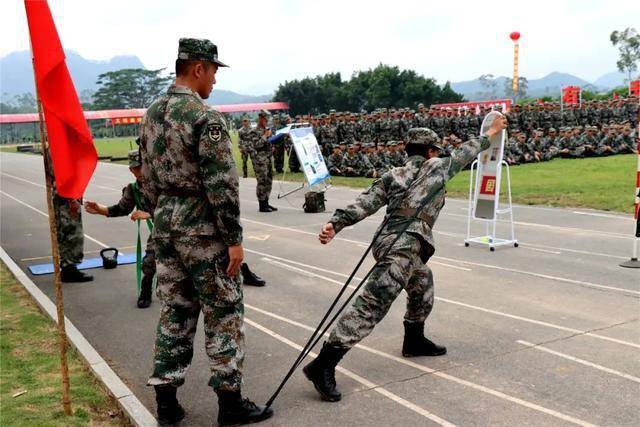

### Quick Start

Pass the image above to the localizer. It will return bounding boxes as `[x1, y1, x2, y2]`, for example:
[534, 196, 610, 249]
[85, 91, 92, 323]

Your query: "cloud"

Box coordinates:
[2, 0, 637, 95]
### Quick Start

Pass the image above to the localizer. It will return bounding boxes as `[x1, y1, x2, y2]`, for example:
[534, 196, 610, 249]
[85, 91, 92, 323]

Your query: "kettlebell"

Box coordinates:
[100, 247, 119, 269]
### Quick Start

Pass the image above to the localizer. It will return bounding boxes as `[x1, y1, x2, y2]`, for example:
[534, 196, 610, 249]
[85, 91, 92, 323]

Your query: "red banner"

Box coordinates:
[25, 0, 97, 199]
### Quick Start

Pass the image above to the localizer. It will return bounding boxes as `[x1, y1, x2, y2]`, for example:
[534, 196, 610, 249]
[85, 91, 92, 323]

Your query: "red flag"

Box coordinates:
[24, 0, 97, 199]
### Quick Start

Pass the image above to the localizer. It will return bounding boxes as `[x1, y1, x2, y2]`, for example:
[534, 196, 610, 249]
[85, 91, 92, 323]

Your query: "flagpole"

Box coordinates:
[31, 59, 73, 417]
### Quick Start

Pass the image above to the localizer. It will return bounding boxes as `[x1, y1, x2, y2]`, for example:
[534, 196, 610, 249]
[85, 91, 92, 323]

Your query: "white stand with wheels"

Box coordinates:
[465, 160, 518, 251]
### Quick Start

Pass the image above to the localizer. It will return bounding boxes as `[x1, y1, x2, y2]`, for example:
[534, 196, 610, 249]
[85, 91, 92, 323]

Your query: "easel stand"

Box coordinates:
[277, 144, 332, 199]
[465, 159, 518, 251]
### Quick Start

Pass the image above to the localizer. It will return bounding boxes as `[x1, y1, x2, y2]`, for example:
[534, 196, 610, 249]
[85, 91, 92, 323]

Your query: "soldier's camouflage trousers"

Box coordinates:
[240, 150, 249, 177]
[328, 234, 434, 349]
[148, 236, 244, 392]
[53, 194, 84, 268]
[273, 143, 285, 173]
[250, 150, 273, 202]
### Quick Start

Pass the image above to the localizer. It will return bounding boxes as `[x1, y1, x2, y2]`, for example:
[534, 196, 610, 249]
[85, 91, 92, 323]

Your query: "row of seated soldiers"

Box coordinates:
[319, 121, 637, 178]
[503, 122, 637, 165]
[294, 97, 639, 151]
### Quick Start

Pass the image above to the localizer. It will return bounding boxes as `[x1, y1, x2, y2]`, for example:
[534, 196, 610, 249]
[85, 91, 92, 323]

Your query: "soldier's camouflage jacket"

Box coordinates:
[330, 136, 490, 257]
[139, 84, 242, 246]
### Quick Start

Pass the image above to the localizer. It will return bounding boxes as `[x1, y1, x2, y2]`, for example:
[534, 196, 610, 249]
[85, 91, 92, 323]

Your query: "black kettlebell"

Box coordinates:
[100, 248, 119, 269]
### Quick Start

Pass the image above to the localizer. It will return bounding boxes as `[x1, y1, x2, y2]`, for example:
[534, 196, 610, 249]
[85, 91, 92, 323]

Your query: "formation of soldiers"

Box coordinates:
[250, 97, 638, 178]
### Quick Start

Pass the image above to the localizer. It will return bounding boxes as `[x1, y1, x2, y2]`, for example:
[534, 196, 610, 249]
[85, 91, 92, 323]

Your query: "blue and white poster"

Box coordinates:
[289, 127, 330, 187]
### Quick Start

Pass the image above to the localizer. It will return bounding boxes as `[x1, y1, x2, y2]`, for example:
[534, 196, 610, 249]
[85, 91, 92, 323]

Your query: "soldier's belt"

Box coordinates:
[159, 188, 204, 198]
[390, 208, 436, 228]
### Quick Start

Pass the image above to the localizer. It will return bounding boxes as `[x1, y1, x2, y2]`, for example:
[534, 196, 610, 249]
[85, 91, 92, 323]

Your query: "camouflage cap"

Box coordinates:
[178, 38, 228, 67]
[258, 109, 271, 118]
[128, 150, 141, 168]
[406, 127, 442, 150]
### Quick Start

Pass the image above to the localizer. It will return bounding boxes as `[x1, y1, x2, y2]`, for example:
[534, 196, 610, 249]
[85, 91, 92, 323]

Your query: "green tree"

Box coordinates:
[610, 27, 640, 82]
[273, 64, 464, 115]
[93, 68, 173, 109]
[504, 77, 528, 101]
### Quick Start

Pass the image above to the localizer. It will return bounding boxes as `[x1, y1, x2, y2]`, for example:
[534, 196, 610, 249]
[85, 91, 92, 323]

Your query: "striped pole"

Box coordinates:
[509, 32, 521, 99]
[620, 133, 640, 268]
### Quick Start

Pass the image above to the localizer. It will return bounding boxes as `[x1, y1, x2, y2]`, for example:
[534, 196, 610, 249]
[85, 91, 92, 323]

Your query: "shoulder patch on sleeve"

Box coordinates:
[208, 122, 223, 142]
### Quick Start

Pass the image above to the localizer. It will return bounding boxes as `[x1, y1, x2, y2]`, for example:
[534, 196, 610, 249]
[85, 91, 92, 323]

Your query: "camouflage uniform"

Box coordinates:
[107, 180, 156, 286]
[53, 193, 85, 268]
[139, 76, 244, 390]
[46, 151, 85, 269]
[237, 124, 252, 177]
[247, 123, 273, 202]
[327, 129, 490, 349]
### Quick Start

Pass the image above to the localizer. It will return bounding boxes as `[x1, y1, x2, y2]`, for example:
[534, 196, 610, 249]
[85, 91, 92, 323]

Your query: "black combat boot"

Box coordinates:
[241, 263, 266, 287]
[216, 390, 273, 426]
[303, 342, 349, 402]
[402, 321, 447, 357]
[266, 199, 278, 212]
[258, 200, 271, 213]
[60, 265, 93, 283]
[154, 384, 185, 426]
[137, 276, 153, 308]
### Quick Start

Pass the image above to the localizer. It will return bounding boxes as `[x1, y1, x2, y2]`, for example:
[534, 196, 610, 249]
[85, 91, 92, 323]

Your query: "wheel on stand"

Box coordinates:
[490, 247, 495, 252]
[514, 242, 519, 248]
[464, 242, 470, 247]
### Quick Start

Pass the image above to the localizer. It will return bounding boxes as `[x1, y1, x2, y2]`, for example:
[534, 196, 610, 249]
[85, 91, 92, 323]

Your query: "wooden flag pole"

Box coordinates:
[32, 61, 73, 417]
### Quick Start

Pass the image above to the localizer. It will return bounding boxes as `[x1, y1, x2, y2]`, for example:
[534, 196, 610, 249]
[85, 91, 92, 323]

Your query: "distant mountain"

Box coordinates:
[593, 71, 628, 88]
[451, 71, 630, 101]
[0, 50, 272, 106]
[0, 50, 144, 97]
[207, 90, 271, 105]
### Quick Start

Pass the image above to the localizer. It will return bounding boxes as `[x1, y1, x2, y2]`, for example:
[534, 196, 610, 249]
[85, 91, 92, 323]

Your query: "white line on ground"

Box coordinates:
[572, 211, 632, 220]
[243, 217, 639, 297]
[516, 340, 640, 384]
[245, 246, 640, 350]
[439, 298, 640, 350]
[435, 255, 640, 296]
[245, 304, 596, 427]
[244, 317, 455, 426]
[2, 172, 120, 193]
[0, 190, 110, 249]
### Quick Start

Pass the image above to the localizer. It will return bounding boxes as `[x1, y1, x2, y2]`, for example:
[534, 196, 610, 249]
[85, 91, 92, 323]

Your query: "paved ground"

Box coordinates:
[1, 151, 639, 426]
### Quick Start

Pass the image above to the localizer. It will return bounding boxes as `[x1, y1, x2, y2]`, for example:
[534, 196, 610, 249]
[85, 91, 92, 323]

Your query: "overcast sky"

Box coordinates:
[1, 0, 638, 95]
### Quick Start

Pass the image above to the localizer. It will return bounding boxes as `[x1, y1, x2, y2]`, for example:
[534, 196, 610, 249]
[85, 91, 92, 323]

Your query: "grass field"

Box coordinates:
[0, 262, 127, 426]
[1, 135, 636, 213]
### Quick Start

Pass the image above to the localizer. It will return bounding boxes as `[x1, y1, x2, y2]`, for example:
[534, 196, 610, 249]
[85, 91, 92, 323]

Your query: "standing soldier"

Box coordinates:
[138, 38, 273, 425]
[84, 150, 154, 308]
[304, 118, 507, 403]
[271, 115, 286, 173]
[47, 151, 92, 283]
[237, 117, 251, 178]
[248, 111, 278, 212]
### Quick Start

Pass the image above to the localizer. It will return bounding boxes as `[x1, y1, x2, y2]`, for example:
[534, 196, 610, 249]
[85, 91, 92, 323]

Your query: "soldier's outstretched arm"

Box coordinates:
[445, 115, 507, 180]
[319, 177, 389, 245]
[198, 113, 243, 249]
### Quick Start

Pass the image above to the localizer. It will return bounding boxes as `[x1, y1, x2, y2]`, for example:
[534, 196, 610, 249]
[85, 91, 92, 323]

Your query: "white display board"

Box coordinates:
[473, 111, 507, 220]
[288, 127, 331, 187]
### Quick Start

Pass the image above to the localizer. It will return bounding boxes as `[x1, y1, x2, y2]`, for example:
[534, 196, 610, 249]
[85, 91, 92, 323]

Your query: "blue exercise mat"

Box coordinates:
[28, 253, 137, 275]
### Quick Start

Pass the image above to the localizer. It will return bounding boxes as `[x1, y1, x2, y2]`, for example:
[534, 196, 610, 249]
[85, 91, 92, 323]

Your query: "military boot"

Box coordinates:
[154, 385, 185, 426]
[402, 320, 446, 357]
[303, 342, 349, 402]
[137, 276, 153, 308]
[241, 263, 265, 287]
[60, 265, 93, 283]
[258, 200, 271, 213]
[266, 199, 278, 212]
[216, 390, 273, 426]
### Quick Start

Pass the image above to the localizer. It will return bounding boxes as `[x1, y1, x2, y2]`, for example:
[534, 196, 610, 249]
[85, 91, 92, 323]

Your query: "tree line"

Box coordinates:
[272, 64, 464, 115]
